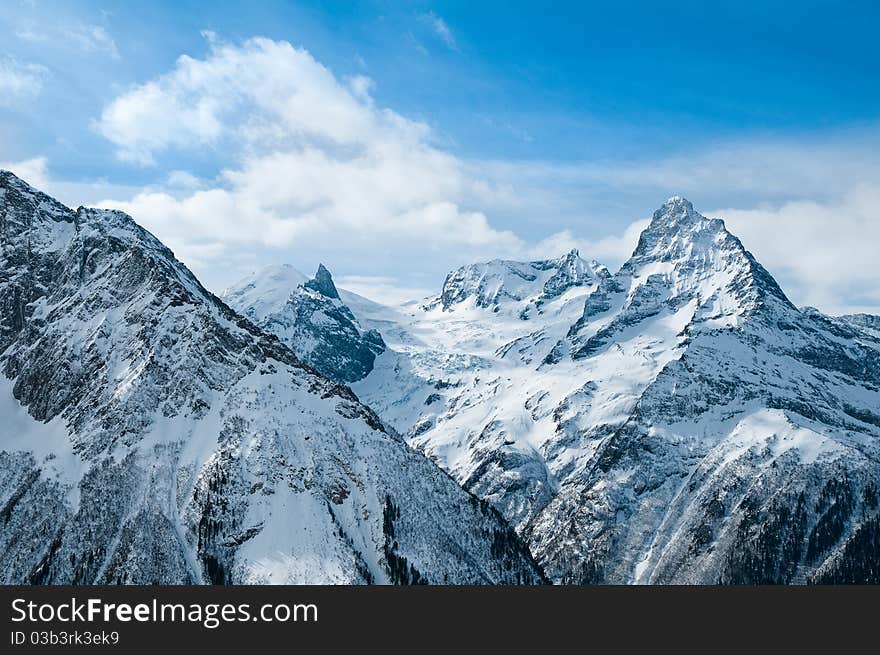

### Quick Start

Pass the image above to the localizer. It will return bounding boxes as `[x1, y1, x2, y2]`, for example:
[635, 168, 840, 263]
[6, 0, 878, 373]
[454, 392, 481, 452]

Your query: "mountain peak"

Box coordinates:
[436, 250, 608, 313]
[649, 195, 701, 228]
[305, 263, 340, 299]
[664, 194, 692, 207]
[221, 264, 308, 323]
[1, 169, 46, 200]
[608, 197, 795, 323]
[631, 196, 728, 260]
[0, 169, 23, 186]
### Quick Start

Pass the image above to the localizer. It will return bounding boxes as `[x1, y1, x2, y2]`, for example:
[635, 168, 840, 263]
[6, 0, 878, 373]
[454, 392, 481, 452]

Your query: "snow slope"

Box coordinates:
[221, 264, 308, 323]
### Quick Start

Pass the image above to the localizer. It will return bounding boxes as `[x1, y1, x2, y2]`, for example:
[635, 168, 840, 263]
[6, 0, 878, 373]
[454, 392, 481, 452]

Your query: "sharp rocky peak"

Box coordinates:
[224, 261, 385, 384]
[629, 196, 730, 260]
[626, 197, 791, 306]
[652, 195, 698, 224]
[569, 196, 795, 352]
[305, 263, 340, 299]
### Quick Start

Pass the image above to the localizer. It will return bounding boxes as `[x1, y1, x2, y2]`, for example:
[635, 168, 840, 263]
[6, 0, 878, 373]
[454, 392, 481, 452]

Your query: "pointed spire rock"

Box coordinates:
[305, 263, 340, 299]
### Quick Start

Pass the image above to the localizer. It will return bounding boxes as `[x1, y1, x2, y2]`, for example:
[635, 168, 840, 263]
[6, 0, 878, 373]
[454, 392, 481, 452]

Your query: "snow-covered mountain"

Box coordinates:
[0, 171, 545, 585]
[346, 197, 880, 584]
[221, 264, 308, 323]
[7, 169, 877, 585]
[432, 249, 609, 319]
[348, 249, 612, 529]
[224, 264, 385, 384]
[840, 313, 880, 339]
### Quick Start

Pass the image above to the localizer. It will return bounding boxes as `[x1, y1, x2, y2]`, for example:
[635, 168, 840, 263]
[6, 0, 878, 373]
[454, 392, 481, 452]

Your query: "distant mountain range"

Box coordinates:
[2, 171, 878, 584]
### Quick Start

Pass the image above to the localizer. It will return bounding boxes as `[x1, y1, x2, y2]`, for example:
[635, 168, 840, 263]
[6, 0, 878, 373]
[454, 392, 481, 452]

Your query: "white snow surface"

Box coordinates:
[7, 172, 880, 585]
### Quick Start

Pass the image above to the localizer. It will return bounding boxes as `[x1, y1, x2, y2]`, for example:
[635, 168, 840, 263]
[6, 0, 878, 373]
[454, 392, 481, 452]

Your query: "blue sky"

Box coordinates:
[1, 1, 878, 312]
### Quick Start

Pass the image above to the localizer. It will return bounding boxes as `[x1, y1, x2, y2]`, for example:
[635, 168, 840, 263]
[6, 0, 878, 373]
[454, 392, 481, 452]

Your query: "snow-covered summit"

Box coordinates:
[566, 197, 792, 360]
[221, 264, 308, 323]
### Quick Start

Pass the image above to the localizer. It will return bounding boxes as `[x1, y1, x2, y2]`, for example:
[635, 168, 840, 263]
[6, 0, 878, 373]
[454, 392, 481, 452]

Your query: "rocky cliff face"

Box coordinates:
[0, 171, 544, 585]
[350, 197, 880, 584]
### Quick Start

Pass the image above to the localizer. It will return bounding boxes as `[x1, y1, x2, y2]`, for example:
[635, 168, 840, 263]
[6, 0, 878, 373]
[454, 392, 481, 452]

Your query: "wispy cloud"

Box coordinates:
[405, 31, 429, 56]
[419, 12, 458, 51]
[0, 57, 48, 107]
[14, 28, 49, 43]
[69, 24, 120, 59]
[16, 22, 120, 59]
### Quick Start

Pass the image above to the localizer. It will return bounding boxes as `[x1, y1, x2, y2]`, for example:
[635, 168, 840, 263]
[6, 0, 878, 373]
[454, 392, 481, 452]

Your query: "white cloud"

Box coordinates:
[0, 58, 48, 106]
[419, 12, 458, 51]
[528, 220, 650, 269]
[164, 170, 203, 190]
[96, 37, 433, 164]
[95, 37, 523, 278]
[335, 275, 434, 306]
[715, 185, 880, 315]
